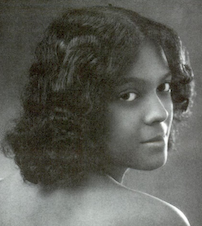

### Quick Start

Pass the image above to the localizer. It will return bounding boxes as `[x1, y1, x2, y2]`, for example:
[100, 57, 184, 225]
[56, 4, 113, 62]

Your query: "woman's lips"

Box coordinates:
[141, 135, 165, 144]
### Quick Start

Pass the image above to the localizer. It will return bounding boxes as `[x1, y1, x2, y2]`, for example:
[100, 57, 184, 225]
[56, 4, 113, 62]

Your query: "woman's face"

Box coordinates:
[103, 41, 173, 172]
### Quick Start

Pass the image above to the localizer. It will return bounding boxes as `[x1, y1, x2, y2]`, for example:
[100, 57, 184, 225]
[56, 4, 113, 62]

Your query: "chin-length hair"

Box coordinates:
[2, 6, 194, 187]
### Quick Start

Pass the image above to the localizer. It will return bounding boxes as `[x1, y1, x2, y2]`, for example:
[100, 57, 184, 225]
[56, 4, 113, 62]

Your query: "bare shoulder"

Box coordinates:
[85, 182, 190, 226]
[102, 184, 190, 226]
[0, 174, 190, 226]
[127, 190, 190, 226]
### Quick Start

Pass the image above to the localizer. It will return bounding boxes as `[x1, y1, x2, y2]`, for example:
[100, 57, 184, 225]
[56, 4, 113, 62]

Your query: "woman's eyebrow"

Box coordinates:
[116, 77, 146, 87]
[115, 71, 172, 87]
[163, 72, 172, 80]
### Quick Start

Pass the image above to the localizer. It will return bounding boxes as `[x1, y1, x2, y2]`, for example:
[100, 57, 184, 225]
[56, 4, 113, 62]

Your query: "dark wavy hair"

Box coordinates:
[2, 6, 194, 187]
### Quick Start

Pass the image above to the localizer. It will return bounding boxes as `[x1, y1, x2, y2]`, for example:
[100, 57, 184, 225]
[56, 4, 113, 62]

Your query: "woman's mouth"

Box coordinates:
[141, 135, 165, 144]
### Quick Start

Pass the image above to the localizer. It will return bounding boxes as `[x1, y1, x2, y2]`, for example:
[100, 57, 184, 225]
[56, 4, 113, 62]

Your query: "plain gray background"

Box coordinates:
[0, 0, 201, 226]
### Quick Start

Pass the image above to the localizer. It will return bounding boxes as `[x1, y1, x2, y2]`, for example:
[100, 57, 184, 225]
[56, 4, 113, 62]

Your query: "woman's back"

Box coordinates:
[0, 171, 190, 226]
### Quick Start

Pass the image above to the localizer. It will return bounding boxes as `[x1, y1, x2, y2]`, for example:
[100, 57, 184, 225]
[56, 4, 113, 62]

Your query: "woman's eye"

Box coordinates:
[119, 92, 137, 101]
[157, 82, 171, 92]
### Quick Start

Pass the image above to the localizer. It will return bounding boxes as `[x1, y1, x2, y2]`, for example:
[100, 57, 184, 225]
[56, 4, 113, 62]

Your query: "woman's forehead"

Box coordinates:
[118, 41, 170, 81]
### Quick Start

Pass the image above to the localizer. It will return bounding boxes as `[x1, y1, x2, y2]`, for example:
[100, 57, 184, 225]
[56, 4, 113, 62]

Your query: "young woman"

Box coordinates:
[0, 6, 194, 226]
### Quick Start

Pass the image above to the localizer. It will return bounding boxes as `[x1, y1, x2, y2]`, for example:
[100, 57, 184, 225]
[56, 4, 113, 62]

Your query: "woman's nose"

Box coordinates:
[143, 94, 169, 125]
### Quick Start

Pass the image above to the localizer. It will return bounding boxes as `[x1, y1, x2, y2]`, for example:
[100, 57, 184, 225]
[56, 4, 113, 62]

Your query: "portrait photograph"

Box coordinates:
[0, 1, 201, 225]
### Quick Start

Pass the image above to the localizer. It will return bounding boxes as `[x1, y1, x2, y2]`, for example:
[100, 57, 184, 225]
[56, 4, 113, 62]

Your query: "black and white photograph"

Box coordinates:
[0, 1, 201, 225]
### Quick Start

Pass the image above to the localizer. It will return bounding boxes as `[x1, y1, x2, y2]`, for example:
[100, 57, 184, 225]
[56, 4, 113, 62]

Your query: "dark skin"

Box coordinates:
[103, 42, 173, 181]
[0, 42, 190, 226]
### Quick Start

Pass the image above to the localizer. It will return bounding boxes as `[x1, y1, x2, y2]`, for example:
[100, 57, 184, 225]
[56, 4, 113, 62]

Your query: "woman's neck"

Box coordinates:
[103, 165, 128, 184]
